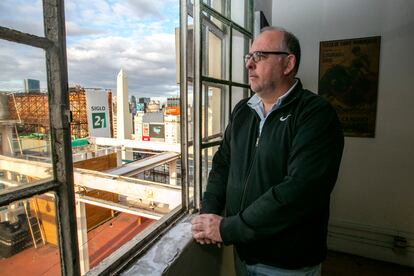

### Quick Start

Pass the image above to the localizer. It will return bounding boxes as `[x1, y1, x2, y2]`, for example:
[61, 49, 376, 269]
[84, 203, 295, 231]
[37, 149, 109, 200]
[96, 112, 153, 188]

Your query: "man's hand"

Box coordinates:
[191, 214, 223, 245]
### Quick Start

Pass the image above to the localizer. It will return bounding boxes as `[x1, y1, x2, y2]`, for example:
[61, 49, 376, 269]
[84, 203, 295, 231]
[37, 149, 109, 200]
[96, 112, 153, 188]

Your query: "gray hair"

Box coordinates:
[260, 26, 301, 75]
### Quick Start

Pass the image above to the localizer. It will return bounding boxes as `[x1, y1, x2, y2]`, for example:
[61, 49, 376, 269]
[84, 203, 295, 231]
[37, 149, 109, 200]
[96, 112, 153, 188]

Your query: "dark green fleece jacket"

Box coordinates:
[201, 80, 344, 269]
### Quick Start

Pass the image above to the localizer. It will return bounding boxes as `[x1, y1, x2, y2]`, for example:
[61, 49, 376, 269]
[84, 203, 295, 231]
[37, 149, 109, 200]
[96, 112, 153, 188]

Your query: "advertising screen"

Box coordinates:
[149, 124, 164, 139]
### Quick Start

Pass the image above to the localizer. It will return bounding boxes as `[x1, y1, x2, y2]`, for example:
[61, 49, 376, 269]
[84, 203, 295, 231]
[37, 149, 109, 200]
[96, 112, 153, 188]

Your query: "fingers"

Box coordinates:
[193, 230, 204, 240]
[191, 214, 224, 244]
[194, 238, 222, 248]
[191, 223, 203, 232]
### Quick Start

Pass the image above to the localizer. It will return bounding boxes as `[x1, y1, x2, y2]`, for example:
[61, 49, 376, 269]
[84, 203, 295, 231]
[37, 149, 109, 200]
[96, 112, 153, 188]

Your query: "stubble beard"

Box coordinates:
[251, 79, 277, 99]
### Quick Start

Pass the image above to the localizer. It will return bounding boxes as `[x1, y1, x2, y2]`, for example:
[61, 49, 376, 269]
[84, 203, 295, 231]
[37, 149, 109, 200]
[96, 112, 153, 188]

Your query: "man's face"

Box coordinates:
[246, 31, 292, 96]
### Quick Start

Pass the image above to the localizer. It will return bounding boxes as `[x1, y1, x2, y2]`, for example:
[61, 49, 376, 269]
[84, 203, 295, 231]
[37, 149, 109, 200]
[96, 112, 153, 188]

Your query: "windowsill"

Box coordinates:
[119, 214, 226, 276]
[121, 215, 194, 275]
[86, 206, 187, 275]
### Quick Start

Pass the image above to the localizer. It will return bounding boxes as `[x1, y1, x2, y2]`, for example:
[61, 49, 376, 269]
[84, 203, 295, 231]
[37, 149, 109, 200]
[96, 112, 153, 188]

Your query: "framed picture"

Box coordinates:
[318, 36, 381, 137]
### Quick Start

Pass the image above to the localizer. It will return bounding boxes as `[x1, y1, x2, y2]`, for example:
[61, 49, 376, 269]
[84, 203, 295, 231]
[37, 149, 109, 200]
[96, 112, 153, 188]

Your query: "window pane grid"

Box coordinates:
[0, 180, 59, 207]
[1, 0, 79, 274]
[195, 0, 253, 211]
[201, 1, 253, 36]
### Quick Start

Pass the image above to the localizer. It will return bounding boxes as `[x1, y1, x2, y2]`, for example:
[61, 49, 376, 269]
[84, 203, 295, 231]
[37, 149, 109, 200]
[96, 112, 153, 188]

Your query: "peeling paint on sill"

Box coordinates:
[121, 216, 193, 276]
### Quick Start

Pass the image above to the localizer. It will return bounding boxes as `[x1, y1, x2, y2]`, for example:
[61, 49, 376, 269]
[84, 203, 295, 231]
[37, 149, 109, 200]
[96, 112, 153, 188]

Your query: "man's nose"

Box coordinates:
[245, 58, 255, 70]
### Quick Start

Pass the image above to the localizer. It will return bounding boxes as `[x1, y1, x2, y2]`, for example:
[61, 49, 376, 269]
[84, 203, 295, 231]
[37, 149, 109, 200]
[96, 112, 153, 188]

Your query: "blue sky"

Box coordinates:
[0, 0, 180, 98]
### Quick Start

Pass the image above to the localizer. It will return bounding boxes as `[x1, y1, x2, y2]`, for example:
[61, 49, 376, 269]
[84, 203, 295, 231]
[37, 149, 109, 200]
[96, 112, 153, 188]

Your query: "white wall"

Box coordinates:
[254, 0, 272, 25]
[273, 0, 414, 266]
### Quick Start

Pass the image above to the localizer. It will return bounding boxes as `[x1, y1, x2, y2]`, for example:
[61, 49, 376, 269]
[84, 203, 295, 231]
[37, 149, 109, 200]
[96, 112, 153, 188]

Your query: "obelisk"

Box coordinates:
[116, 68, 133, 161]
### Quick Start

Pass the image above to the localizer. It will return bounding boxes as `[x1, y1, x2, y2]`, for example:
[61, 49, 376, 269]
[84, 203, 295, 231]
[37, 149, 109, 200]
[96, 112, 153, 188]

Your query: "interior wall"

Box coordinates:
[254, 0, 272, 25]
[272, 0, 414, 265]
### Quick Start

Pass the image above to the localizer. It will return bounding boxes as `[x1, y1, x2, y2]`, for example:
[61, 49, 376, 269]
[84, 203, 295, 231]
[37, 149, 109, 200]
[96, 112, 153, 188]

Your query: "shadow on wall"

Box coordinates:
[164, 242, 225, 276]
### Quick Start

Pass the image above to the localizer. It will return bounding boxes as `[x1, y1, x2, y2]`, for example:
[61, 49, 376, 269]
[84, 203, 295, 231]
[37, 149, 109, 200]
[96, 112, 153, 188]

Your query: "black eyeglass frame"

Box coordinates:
[244, 51, 290, 64]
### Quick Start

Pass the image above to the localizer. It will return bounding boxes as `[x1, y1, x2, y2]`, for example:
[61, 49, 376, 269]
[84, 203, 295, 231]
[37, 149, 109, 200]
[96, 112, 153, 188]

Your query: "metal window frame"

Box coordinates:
[193, 0, 253, 209]
[0, 0, 193, 275]
[0, 0, 251, 273]
[0, 0, 79, 275]
[85, 1, 192, 274]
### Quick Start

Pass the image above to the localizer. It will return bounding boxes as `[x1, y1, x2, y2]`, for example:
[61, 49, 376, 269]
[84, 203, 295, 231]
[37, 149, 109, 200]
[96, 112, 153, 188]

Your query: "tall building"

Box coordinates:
[130, 95, 137, 116]
[116, 69, 133, 140]
[23, 79, 40, 93]
[116, 69, 133, 160]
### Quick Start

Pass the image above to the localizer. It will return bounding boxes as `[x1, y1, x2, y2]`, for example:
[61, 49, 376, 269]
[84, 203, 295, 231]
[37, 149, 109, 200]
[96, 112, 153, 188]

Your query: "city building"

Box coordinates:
[138, 97, 150, 111]
[166, 97, 180, 116]
[146, 100, 161, 113]
[23, 79, 40, 93]
[164, 114, 180, 144]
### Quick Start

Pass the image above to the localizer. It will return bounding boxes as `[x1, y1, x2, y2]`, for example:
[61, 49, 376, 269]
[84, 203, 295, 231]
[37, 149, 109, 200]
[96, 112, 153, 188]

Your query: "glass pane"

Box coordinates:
[232, 29, 250, 84]
[0, 40, 52, 192]
[133, 161, 181, 186]
[202, 12, 230, 80]
[187, 81, 194, 200]
[0, 193, 61, 275]
[0, 1, 44, 36]
[203, 0, 226, 16]
[201, 145, 219, 195]
[231, 86, 249, 111]
[202, 84, 227, 141]
[75, 174, 181, 272]
[73, 148, 183, 274]
[231, 0, 250, 31]
[66, 0, 182, 273]
[65, 0, 180, 139]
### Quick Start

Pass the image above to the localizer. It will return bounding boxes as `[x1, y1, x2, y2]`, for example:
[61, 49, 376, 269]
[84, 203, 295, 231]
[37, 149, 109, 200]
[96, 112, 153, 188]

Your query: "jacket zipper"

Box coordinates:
[238, 96, 299, 210]
[238, 97, 296, 210]
[239, 126, 261, 210]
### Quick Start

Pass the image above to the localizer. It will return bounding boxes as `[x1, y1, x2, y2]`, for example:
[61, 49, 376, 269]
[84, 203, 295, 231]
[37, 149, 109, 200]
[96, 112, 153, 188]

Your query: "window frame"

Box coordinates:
[0, 0, 253, 274]
[0, 1, 79, 275]
[193, 0, 253, 207]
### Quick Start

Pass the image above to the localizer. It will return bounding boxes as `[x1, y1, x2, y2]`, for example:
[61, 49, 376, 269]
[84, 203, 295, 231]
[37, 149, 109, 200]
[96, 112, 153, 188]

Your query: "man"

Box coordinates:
[191, 26, 344, 275]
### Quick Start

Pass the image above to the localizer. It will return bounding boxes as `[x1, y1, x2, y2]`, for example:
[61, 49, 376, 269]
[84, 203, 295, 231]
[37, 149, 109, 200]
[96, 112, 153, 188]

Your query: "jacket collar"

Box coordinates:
[247, 78, 302, 109]
[278, 78, 302, 108]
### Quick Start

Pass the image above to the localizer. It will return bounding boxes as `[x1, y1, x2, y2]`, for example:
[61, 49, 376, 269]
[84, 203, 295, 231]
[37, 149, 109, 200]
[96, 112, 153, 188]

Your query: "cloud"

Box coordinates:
[0, 0, 44, 36]
[113, 0, 161, 19]
[66, 31, 178, 97]
[66, 21, 105, 37]
[0, 0, 179, 98]
[0, 40, 47, 91]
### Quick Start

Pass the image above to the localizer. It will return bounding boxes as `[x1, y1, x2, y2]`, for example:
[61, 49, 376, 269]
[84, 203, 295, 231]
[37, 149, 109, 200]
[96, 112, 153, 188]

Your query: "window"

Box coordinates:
[192, 0, 253, 205]
[0, 1, 79, 274]
[0, 0, 252, 274]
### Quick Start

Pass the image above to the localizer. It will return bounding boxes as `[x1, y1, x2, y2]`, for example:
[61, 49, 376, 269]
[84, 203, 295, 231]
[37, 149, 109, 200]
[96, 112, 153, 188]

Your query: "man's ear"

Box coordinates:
[283, 55, 296, 75]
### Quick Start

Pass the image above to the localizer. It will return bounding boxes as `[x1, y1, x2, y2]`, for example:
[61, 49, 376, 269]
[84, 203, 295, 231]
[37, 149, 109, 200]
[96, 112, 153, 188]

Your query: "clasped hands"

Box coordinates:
[191, 214, 223, 246]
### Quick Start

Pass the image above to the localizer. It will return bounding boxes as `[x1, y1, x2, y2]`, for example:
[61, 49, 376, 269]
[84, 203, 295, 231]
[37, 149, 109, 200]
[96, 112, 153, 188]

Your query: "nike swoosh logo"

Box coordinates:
[280, 114, 291, 121]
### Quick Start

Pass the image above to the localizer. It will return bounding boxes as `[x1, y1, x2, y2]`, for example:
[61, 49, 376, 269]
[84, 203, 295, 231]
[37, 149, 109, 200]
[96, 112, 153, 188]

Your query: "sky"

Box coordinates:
[0, 0, 180, 99]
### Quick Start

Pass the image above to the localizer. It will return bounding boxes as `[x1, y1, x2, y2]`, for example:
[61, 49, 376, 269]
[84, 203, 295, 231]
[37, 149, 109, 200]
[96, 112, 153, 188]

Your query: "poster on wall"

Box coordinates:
[318, 36, 381, 137]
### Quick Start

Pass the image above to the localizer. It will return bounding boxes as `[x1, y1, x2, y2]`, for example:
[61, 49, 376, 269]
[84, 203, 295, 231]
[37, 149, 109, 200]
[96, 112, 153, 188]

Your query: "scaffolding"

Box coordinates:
[6, 88, 113, 139]
[8, 92, 49, 135]
[69, 87, 88, 139]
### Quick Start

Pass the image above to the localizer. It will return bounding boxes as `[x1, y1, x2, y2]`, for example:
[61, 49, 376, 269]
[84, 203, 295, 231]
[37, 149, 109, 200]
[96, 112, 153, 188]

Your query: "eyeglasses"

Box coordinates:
[244, 51, 290, 64]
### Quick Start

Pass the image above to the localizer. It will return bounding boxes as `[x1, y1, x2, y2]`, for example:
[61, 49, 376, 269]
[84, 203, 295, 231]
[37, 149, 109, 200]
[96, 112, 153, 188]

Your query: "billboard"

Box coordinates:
[149, 124, 164, 139]
[166, 106, 180, 115]
[85, 90, 111, 137]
